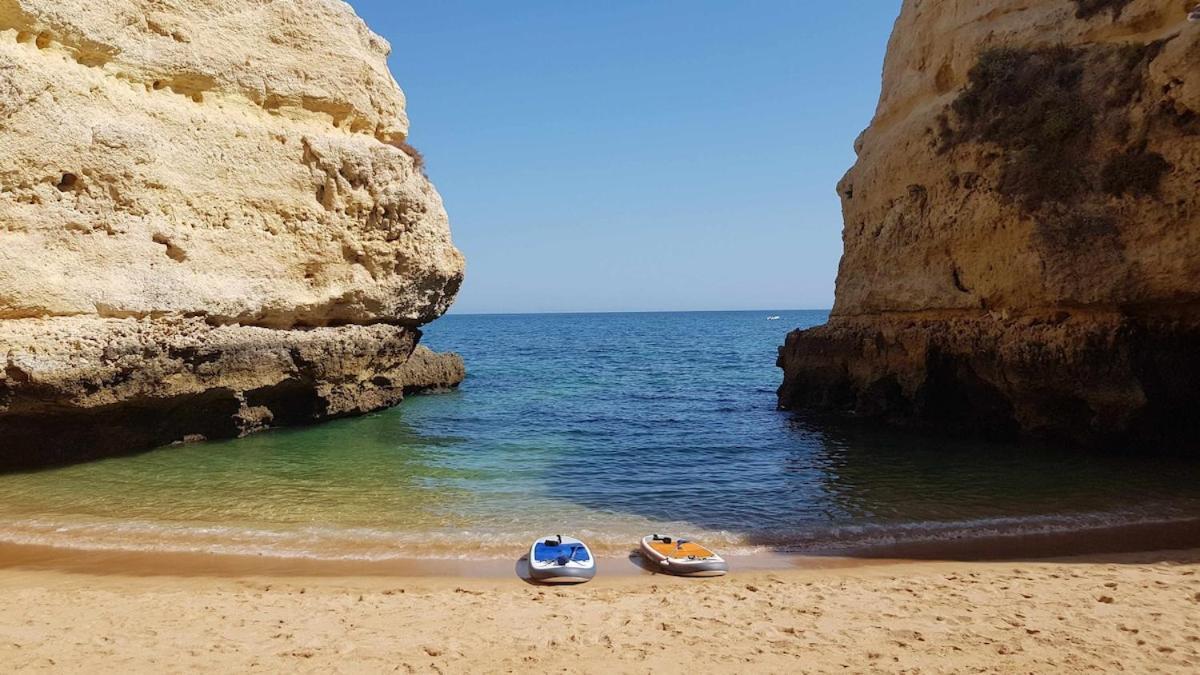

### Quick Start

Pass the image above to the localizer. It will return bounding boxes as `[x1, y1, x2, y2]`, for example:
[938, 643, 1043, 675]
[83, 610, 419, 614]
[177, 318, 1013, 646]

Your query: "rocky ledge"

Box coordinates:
[0, 318, 464, 470]
[779, 0, 1199, 450]
[779, 312, 1200, 449]
[0, 0, 464, 470]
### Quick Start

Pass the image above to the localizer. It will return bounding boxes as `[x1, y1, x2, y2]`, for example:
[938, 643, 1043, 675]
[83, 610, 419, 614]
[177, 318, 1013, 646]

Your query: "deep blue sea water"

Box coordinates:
[0, 310, 1197, 560]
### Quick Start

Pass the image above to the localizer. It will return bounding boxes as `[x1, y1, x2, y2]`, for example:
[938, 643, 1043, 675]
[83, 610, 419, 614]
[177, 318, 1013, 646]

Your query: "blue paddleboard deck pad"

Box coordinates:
[533, 542, 591, 563]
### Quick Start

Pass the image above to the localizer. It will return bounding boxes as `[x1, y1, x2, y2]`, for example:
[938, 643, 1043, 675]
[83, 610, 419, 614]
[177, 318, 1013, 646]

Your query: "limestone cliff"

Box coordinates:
[779, 0, 1200, 449]
[0, 0, 465, 469]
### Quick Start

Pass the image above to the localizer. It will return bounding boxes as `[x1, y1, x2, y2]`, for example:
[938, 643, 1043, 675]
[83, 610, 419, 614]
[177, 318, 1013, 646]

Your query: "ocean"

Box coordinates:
[0, 310, 1198, 562]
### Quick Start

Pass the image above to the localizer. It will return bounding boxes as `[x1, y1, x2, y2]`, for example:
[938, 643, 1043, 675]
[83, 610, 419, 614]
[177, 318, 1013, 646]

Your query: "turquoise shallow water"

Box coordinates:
[0, 310, 1198, 560]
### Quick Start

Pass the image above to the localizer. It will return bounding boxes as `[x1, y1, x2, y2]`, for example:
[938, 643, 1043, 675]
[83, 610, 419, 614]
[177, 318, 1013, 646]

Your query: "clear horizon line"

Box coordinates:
[440, 308, 832, 317]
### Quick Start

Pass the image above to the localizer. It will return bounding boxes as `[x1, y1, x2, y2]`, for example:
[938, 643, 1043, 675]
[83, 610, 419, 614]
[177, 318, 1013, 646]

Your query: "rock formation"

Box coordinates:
[779, 0, 1199, 450]
[0, 0, 465, 469]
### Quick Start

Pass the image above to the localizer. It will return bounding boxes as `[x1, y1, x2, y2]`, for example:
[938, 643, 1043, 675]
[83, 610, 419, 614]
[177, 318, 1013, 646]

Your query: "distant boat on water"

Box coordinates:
[767, 315, 781, 321]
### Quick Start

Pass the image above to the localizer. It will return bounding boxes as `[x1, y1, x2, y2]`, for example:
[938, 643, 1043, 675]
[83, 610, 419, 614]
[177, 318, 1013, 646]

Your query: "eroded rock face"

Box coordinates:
[0, 0, 465, 469]
[779, 0, 1200, 450]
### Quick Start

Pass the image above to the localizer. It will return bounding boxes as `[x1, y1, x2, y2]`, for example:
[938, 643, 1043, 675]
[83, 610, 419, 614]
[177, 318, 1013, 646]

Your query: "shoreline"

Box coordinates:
[0, 540, 867, 579]
[2, 516, 1199, 580]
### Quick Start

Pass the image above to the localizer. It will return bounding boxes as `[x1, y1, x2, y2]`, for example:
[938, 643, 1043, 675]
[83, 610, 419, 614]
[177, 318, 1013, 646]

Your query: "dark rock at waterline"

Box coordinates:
[0, 317, 464, 472]
[778, 314, 1200, 450]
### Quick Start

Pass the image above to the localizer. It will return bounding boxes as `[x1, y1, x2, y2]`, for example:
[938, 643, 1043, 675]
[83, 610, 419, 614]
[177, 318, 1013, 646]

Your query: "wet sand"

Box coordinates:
[0, 540, 824, 578]
[2, 515, 1199, 578]
[2, 548, 1198, 673]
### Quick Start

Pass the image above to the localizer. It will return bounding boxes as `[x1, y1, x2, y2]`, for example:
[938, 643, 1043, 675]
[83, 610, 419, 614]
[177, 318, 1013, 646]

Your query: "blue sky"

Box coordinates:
[349, 1, 902, 313]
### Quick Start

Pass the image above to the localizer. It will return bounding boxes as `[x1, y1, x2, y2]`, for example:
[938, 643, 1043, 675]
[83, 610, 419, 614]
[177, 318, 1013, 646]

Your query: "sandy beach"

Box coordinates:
[2, 549, 1198, 673]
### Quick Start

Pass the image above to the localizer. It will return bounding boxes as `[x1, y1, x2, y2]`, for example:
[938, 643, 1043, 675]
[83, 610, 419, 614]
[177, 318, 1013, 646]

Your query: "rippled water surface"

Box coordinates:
[1, 310, 1198, 560]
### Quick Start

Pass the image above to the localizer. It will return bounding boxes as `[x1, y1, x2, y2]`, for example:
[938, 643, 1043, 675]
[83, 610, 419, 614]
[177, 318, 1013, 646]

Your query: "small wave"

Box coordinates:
[0, 503, 1195, 563]
[747, 505, 1200, 555]
[0, 517, 763, 561]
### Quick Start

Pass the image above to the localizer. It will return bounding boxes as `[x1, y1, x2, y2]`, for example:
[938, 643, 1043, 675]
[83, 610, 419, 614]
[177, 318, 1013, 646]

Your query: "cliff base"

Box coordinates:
[0, 317, 464, 471]
[778, 312, 1200, 450]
